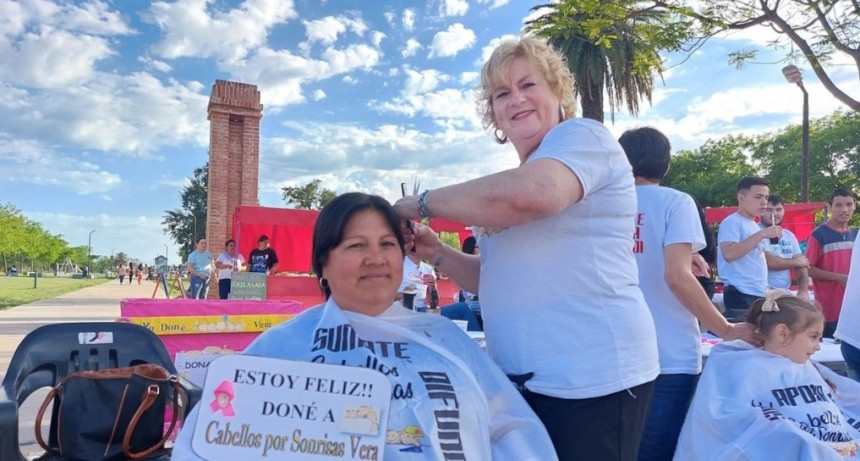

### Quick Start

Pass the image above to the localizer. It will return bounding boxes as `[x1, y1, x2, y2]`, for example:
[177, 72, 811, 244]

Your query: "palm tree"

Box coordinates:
[525, 0, 690, 123]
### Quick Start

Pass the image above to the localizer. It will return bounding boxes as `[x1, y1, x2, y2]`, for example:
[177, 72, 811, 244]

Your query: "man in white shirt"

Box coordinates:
[717, 177, 781, 321]
[620, 127, 757, 461]
[397, 254, 435, 311]
[759, 194, 810, 299]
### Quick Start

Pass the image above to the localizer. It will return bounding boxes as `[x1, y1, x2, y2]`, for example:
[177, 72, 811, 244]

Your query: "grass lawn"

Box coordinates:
[0, 275, 110, 309]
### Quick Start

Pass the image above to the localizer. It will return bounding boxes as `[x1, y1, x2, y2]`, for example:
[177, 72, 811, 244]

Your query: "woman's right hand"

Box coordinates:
[403, 222, 444, 263]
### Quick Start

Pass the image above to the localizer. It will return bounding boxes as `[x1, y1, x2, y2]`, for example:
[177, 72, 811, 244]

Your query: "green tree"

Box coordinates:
[281, 179, 337, 210]
[753, 110, 860, 202]
[525, 0, 696, 122]
[663, 135, 758, 207]
[162, 162, 209, 258]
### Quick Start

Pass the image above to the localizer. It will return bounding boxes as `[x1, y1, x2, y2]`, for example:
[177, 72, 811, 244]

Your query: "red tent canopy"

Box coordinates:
[704, 202, 826, 243]
[428, 217, 472, 245]
[232, 206, 319, 273]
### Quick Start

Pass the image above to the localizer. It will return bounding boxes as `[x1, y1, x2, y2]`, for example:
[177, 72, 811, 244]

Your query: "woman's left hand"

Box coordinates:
[393, 195, 421, 220]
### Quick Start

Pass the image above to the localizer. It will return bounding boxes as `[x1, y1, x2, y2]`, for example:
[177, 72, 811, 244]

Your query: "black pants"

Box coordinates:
[722, 285, 760, 322]
[824, 320, 838, 339]
[523, 380, 655, 461]
[218, 278, 231, 300]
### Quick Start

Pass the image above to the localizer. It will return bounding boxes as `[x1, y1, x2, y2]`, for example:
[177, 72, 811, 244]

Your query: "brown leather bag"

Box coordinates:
[35, 363, 180, 460]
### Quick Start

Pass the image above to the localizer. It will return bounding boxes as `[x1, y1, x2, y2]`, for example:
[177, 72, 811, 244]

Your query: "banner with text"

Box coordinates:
[190, 355, 391, 461]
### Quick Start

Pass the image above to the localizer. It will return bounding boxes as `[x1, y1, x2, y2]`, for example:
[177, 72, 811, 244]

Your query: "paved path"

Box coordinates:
[0, 278, 159, 459]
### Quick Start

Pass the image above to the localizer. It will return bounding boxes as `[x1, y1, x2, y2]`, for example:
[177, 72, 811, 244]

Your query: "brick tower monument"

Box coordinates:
[206, 80, 263, 297]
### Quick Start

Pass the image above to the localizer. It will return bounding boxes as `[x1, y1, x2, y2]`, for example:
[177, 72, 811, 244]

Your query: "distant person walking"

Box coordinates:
[215, 239, 246, 299]
[117, 265, 126, 285]
[186, 238, 214, 300]
[136, 263, 144, 285]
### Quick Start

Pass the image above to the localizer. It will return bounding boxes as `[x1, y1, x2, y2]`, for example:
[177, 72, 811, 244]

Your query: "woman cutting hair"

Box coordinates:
[394, 36, 658, 460]
[172, 192, 556, 460]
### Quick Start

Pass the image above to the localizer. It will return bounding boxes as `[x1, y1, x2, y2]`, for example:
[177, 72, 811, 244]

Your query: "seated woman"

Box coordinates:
[171, 192, 556, 460]
[440, 236, 482, 331]
[675, 291, 860, 460]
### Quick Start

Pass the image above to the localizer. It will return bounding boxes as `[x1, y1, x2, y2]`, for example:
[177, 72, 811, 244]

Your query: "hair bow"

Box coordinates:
[761, 289, 788, 312]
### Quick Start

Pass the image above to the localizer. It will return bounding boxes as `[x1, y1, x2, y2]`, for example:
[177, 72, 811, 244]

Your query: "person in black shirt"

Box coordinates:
[248, 235, 279, 274]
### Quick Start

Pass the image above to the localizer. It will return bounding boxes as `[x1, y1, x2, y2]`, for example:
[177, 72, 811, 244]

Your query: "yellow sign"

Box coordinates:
[129, 314, 294, 335]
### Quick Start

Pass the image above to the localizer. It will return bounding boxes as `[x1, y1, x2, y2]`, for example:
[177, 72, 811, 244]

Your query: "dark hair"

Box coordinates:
[692, 196, 716, 265]
[196, 237, 206, 244]
[312, 192, 406, 299]
[461, 236, 478, 255]
[746, 293, 822, 342]
[767, 194, 784, 206]
[736, 176, 769, 193]
[225, 239, 235, 247]
[257, 235, 269, 243]
[829, 187, 857, 204]
[618, 127, 671, 181]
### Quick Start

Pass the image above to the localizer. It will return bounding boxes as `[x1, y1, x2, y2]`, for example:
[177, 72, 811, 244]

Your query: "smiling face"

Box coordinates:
[321, 210, 404, 316]
[490, 57, 561, 162]
[777, 319, 824, 364]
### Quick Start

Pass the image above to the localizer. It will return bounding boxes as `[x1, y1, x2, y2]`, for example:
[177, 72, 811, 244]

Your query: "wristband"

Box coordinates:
[418, 189, 434, 219]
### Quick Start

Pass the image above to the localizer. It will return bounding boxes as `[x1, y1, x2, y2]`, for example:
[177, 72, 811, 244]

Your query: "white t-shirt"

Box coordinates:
[717, 212, 768, 296]
[761, 225, 802, 289]
[634, 184, 706, 375]
[478, 118, 659, 399]
[398, 258, 435, 308]
[216, 251, 246, 280]
[835, 232, 860, 347]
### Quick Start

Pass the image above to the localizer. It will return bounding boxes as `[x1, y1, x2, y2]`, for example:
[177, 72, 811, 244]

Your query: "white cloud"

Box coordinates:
[401, 38, 421, 58]
[459, 71, 479, 85]
[476, 0, 510, 9]
[312, 89, 326, 100]
[224, 43, 381, 107]
[429, 23, 476, 58]
[0, 137, 121, 194]
[300, 15, 368, 52]
[0, 28, 114, 88]
[371, 31, 385, 47]
[144, 0, 297, 64]
[0, 0, 133, 38]
[383, 10, 396, 27]
[402, 68, 449, 97]
[343, 75, 358, 85]
[0, 72, 210, 155]
[402, 9, 415, 32]
[138, 55, 172, 73]
[440, 0, 468, 17]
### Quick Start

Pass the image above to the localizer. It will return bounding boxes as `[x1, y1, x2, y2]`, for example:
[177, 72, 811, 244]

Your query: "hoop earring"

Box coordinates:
[318, 278, 329, 290]
[493, 128, 507, 144]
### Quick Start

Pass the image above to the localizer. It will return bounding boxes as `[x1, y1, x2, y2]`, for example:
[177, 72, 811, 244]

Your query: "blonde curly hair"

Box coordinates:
[478, 36, 576, 144]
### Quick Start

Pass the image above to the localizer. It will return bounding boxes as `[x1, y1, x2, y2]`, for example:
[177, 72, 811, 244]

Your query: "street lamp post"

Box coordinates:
[193, 214, 198, 241]
[87, 230, 96, 278]
[781, 64, 810, 203]
[163, 244, 169, 271]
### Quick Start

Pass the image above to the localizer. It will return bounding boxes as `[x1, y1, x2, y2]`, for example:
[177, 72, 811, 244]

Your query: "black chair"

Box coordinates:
[0, 322, 202, 461]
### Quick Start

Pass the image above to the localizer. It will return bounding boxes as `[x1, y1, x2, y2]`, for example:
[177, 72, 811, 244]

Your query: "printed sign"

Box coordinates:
[190, 355, 391, 461]
[128, 314, 295, 335]
[175, 352, 227, 387]
[230, 272, 267, 300]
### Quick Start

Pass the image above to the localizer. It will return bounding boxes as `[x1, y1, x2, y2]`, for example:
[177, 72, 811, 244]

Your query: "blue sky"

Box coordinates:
[0, 0, 856, 264]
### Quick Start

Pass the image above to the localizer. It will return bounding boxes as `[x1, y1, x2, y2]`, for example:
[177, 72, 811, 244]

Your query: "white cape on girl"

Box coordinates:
[172, 299, 556, 461]
[675, 340, 860, 460]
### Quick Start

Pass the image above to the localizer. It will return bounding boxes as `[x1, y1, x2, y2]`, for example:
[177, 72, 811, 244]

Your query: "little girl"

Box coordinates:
[675, 290, 860, 460]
